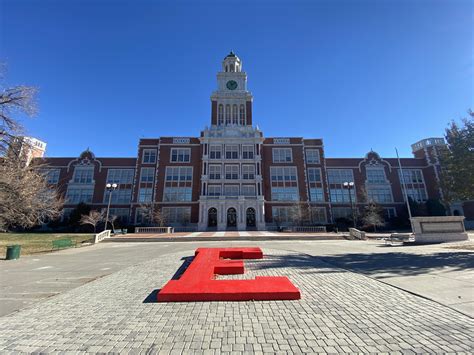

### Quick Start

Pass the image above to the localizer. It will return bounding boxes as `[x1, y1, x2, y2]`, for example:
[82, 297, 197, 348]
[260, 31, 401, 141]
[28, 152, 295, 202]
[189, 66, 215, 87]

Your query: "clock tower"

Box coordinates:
[210, 51, 253, 126]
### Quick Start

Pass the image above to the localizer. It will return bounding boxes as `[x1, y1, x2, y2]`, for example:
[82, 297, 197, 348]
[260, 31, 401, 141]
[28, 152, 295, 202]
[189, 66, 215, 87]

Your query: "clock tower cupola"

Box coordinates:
[210, 52, 253, 126]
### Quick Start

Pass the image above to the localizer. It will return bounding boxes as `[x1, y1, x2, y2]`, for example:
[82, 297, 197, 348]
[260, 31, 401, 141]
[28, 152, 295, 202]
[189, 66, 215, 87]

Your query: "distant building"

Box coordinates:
[34, 53, 473, 230]
[9, 136, 47, 165]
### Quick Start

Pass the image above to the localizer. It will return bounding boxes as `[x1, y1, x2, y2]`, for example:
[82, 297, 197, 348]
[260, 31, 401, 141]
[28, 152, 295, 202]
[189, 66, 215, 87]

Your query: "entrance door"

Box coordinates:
[246, 208, 256, 227]
[227, 208, 237, 228]
[208, 208, 217, 227]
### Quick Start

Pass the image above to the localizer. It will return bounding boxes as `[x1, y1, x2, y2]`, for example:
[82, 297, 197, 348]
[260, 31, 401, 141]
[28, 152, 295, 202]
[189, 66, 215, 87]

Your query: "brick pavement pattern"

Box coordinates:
[0, 248, 472, 354]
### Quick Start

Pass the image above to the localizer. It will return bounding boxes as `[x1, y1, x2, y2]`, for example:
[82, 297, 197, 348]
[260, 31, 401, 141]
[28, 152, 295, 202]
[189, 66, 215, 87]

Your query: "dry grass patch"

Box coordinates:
[0, 233, 94, 256]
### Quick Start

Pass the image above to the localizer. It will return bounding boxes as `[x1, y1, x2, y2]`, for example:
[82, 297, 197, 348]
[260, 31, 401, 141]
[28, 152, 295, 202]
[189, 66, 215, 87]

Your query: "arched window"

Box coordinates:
[225, 104, 231, 125]
[225, 65, 228, 72]
[239, 104, 245, 125]
[218, 104, 224, 125]
[230, 64, 234, 72]
[232, 104, 238, 124]
[236, 64, 239, 72]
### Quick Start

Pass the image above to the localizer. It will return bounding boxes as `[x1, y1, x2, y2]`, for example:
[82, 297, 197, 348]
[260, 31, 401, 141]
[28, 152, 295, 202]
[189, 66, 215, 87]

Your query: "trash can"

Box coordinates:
[6, 245, 21, 260]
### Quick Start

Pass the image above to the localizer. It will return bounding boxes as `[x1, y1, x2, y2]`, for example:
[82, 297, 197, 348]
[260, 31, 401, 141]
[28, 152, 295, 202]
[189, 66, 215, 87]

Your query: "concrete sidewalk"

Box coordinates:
[1, 239, 473, 318]
[1, 247, 472, 353]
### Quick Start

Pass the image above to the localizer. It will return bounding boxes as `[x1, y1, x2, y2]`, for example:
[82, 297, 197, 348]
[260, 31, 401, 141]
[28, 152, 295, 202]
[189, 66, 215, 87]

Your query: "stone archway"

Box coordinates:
[227, 208, 237, 228]
[208, 208, 218, 227]
[246, 208, 256, 228]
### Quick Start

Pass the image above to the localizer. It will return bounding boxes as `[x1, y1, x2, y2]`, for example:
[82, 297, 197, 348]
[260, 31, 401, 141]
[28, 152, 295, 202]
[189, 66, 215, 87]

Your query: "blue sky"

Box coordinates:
[1, 0, 472, 158]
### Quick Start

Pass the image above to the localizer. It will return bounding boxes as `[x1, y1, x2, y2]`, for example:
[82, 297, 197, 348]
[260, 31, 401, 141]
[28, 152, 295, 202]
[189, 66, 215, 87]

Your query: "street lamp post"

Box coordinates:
[104, 183, 118, 231]
[343, 181, 356, 228]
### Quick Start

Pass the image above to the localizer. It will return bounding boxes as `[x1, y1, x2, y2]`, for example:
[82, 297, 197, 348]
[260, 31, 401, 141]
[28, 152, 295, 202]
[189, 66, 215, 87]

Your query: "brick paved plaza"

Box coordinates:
[0, 244, 473, 354]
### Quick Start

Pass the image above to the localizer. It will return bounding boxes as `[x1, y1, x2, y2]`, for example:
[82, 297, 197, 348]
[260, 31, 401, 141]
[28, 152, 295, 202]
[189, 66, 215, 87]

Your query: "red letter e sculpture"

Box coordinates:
[157, 247, 301, 302]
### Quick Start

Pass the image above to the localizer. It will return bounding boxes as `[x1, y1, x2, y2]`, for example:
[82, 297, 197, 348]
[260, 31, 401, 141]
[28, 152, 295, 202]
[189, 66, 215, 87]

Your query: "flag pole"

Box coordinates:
[396, 147, 413, 232]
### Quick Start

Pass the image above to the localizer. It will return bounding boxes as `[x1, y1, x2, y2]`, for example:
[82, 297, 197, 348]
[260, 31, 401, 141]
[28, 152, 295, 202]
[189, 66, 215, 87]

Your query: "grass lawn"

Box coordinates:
[0, 233, 95, 256]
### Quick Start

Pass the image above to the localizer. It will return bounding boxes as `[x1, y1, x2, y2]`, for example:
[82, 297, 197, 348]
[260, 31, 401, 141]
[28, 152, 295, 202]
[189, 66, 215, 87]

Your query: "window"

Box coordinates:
[242, 145, 254, 159]
[140, 168, 155, 183]
[310, 187, 324, 202]
[329, 188, 356, 203]
[73, 167, 94, 184]
[232, 104, 238, 124]
[327, 169, 354, 184]
[328, 169, 356, 203]
[270, 167, 297, 182]
[242, 185, 256, 196]
[208, 185, 221, 196]
[405, 188, 427, 202]
[306, 149, 320, 164]
[163, 187, 192, 201]
[224, 185, 239, 196]
[225, 165, 239, 180]
[108, 208, 130, 224]
[225, 145, 239, 159]
[208, 165, 221, 180]
[165, 167, 193, 182]
[367, 187, 393, 203]
[209, 145, 222, 159]
[142, 149, 157, 164]
[135, 208, 152, 225]
[242, 165, 255, 179]
[366, 168, 387, 184]
[239, 104, 245, 125]
[307, 168, 322, 183]
[225, 104, 231, 124]
[106, 169, 134, 184]
[138, 187, 153, 203]
[271, 187, 299, 201]
[162, 207, 191, 224]
[218, 104, 224, 125]
[164, 167, 192, 201]
[399, 169, 424, 184]
[332, 207, 352, 220]
[171, 148, 191, 162]
[383, 207, 397, 220]
[42, 169, 60, 184]
[272, 207, 299, 224]
[310, 207, 327, 224]
[104, 189, 132, 204]
[66, 187, 94, 204]
[272, 148, 292, 163]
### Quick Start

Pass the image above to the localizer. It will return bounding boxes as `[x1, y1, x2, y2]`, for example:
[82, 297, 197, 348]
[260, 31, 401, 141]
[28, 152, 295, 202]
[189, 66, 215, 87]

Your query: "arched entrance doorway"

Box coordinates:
[246, 208, 256, 227]
[208, 208, 217, 227]
[227, 208, 237, 228]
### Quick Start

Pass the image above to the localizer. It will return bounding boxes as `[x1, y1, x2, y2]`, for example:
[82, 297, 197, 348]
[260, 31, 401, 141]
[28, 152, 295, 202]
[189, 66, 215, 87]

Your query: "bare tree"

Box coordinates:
[0, 158, 63, 231]
[0, 66, 38, 156]
[153, 207, 168, 226]
[362, 203, 385, 232]
[80, 210, 104, 233]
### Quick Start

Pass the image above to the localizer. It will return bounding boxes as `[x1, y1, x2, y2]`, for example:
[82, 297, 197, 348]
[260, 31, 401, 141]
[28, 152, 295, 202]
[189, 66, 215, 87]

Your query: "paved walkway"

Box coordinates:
[0, 244, 473, 353]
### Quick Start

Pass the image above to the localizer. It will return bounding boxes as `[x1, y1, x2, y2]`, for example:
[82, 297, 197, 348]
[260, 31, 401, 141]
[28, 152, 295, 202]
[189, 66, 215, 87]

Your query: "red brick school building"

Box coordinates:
[35, 53, 472, 231]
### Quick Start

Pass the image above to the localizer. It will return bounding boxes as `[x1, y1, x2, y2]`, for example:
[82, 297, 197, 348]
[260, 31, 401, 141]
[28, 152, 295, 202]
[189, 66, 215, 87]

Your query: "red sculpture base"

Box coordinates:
[157, 247, 301, 302]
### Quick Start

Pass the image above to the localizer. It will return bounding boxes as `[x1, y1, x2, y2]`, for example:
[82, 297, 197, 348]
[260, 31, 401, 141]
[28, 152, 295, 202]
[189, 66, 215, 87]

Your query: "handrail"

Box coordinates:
[94, 230, 111, 243]
[135, 226, 174, 234]
[291, 226, 327, 233]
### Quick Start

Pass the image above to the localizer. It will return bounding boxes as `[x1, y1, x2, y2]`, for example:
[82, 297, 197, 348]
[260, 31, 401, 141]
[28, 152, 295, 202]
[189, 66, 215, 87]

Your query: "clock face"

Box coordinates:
[226, 80, 238, 90]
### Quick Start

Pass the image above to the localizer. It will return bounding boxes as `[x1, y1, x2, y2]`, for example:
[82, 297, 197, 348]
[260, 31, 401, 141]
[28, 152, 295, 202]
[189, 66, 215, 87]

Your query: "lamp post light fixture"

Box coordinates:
[343, 181, 356, 228]
[104, 183, 118, 231]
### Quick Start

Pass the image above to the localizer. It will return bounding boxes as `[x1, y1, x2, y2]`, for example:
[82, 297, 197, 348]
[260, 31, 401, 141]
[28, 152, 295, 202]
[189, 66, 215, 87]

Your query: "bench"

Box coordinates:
[52, 238, 76, 250]
[385, 233, 415, 245]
